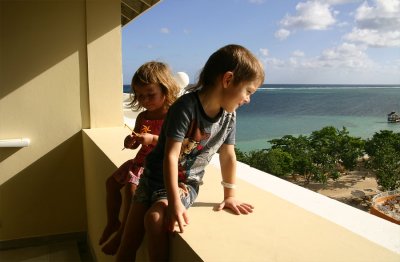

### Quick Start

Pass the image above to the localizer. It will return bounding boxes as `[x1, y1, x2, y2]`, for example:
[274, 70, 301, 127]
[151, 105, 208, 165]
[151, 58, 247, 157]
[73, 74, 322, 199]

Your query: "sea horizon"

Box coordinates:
[235, 84, 400, 152]
[123, 84, 400, 152]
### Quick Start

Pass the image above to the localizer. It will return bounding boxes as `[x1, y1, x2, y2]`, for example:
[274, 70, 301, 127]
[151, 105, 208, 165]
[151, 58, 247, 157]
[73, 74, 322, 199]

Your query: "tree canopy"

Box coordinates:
[236, 126, 399, 191]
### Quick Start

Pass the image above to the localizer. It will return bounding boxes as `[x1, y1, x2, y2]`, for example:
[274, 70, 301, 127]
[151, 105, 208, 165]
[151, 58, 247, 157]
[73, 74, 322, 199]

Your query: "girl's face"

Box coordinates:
[222, 80, 259, 113]
[134, 83, 166, 111]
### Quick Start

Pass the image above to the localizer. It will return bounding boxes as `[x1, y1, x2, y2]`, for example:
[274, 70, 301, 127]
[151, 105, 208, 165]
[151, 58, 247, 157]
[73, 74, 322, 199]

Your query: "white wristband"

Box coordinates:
[221, 181, 237, 189]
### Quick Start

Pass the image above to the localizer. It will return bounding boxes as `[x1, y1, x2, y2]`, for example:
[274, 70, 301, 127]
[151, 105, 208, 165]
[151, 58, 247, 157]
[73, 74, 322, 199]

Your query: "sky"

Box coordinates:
[122, 0, 400, 85]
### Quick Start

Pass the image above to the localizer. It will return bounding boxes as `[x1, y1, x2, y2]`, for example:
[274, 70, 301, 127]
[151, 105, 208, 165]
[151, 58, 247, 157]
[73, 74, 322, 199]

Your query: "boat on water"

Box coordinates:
[387, 111, 400, 123]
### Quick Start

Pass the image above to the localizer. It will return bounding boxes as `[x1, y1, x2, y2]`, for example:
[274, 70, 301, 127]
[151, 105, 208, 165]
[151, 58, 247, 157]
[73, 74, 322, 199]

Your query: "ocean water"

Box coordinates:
[236, 84, 400, 152]
[123, 84, 400, 152]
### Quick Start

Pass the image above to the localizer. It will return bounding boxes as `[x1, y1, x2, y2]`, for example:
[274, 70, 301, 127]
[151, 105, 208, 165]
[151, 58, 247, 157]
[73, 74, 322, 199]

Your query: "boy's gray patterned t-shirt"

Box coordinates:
[144, 91, 236, 188]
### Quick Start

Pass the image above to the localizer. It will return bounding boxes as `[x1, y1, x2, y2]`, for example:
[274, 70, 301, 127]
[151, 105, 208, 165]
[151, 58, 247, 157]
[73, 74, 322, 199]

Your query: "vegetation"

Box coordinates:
[236, 126, 399, 191]
[365, 130, 400, 191]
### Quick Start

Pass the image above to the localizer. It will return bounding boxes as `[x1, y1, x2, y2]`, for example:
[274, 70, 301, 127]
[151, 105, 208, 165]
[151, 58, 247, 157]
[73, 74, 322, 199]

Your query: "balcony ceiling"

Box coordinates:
[121, 0, 161, 26]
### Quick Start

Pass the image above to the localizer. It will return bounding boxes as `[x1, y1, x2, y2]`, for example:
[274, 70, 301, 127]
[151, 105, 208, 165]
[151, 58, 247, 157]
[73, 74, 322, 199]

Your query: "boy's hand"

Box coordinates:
[166, 201, 189, 233]
[215, 196, 254, 215]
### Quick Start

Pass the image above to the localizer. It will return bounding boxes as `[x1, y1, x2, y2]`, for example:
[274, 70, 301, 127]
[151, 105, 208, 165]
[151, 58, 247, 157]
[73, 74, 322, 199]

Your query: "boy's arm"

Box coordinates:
[219, 143, 237, 199]
[163, 137, 189, 233]
[217, 144, 254, 215]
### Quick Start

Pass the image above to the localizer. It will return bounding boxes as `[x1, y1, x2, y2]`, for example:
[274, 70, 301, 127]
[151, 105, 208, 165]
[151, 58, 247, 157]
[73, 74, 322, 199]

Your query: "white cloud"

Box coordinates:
[160, 27, 170, 34]
[262, 42, 399, 83]
[274, 28, 290, 40]
[265, 43, 374, 70]
[337, 21, 349, 27]
[263, 57, 286, 68]
[264, 1, 399, 83]
[279, 1, 336, 30]
[344, 0, 400, 47]
[317, 42, 373, 68]
[318, 0, 362, 5]
[355, 0, 400, 31]
[259, 48, 269, 56]
[345, 28, 400, 47]
[292, 50, 305, 57]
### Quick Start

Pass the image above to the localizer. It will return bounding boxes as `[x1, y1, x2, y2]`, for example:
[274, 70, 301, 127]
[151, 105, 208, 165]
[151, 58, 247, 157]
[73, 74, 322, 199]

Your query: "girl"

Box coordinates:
[99, 61, 180, 255]
[116, 44, 265, 261]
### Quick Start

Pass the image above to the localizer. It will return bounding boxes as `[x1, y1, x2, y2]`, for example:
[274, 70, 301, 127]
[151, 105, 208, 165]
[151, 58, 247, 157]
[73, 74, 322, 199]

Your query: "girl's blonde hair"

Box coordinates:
[188, 44, 265, 92]
[129, 61, 180, 110]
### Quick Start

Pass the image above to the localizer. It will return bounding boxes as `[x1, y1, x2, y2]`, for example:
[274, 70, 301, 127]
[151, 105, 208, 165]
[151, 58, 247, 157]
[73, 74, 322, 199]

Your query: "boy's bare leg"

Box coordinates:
[102, 183, 137, 255]
[116, 202, 147, 262]
[145, 200, 169, 262]
[99, 176, 124, 245]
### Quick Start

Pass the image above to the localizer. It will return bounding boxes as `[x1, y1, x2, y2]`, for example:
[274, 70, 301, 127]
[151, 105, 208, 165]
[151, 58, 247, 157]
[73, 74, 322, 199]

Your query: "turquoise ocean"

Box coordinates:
[123, 84, 400, 152]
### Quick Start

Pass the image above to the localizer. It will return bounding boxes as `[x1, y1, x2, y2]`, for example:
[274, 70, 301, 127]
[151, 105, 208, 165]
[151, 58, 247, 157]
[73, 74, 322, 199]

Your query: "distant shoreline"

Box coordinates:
[123, 83, 400, 93]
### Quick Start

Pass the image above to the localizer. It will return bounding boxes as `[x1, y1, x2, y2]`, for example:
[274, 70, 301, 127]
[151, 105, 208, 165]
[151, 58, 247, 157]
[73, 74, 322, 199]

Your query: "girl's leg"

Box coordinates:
[102, 183, 137, 255]
[144, 199, 169, 262]
[116, 202, 148, 262]
[99, 176, 124, 245]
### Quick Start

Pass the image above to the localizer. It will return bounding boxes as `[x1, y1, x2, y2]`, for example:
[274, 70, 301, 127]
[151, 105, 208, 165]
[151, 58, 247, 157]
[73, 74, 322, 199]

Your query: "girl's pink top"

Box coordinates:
[113, 118, 164, 185]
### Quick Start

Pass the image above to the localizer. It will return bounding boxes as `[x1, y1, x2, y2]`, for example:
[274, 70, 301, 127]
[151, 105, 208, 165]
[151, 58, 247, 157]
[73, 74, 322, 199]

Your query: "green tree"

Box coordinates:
[264, 148, 293, 177]
[365, 130, 400, 156]
[235, 126, 368, 187]
[236, 146, 293, 177]
[235, 147, 248, 163]
[365, 130, 400, 191]
[270, 135, 316, 183]
[244, 149, 269, 173]
[337, 128, 365, 170]
[309, 126, 341, 177]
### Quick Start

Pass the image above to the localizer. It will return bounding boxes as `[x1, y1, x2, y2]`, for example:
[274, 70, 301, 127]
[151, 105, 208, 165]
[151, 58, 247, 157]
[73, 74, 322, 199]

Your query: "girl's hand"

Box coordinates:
[134, 133, 154, 146]
[215, 196, 254, 215]
[123, 134, 137, 149]
[165, 201, 189, 233]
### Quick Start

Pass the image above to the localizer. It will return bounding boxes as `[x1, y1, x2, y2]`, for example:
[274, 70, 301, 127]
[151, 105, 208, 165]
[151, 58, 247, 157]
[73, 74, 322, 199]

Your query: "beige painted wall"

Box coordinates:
[83, 128, 400, 261]
[0, 0, 123, 241]
[86, 0, 124, 128]
[82, 128, 142, 261]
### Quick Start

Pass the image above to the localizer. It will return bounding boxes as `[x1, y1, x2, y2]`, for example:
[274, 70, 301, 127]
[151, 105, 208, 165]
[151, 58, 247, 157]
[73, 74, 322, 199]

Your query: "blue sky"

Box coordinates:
[122, 0, 400, 85]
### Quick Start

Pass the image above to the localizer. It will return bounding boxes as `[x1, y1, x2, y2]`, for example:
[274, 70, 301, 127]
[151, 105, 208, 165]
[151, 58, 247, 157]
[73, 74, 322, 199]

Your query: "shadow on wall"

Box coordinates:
[0, 148, 21, 163]
[0, 133, 87, 240]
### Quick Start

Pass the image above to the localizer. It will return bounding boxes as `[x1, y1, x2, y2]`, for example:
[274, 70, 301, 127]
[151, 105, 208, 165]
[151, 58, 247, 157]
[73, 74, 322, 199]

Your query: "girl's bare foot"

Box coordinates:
[99, 221, 121, 245]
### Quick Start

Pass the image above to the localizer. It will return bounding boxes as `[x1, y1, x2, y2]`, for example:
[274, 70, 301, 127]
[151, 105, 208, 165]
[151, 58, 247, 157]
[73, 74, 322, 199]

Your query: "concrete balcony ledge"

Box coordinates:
[83, 127, 400, 262]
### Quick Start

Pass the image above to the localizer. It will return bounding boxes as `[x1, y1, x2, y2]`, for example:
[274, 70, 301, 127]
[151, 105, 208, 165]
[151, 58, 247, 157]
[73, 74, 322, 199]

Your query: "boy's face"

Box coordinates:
[222, 80, 259, 113]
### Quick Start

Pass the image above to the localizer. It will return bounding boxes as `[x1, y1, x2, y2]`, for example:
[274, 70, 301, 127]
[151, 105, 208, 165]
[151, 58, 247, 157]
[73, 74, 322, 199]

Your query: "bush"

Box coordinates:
[236, 127, 399, 190]
[365, 130, 400, 191]
[237, 126, 366, 185]
[264, 148, 293, 177]
[269, 135, 316, 183]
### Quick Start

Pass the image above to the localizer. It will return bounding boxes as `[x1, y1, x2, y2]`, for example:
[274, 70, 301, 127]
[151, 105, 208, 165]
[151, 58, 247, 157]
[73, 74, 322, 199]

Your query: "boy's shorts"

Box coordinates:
[133, 176, 198, 209]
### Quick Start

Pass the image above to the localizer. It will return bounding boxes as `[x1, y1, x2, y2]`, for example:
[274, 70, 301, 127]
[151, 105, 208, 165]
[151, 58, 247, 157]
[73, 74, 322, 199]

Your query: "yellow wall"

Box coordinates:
[0, 0, 123, 241]
[83, 127, 400, 261]
[86, 0, 124, 128]
[82, 128, 146, 261]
